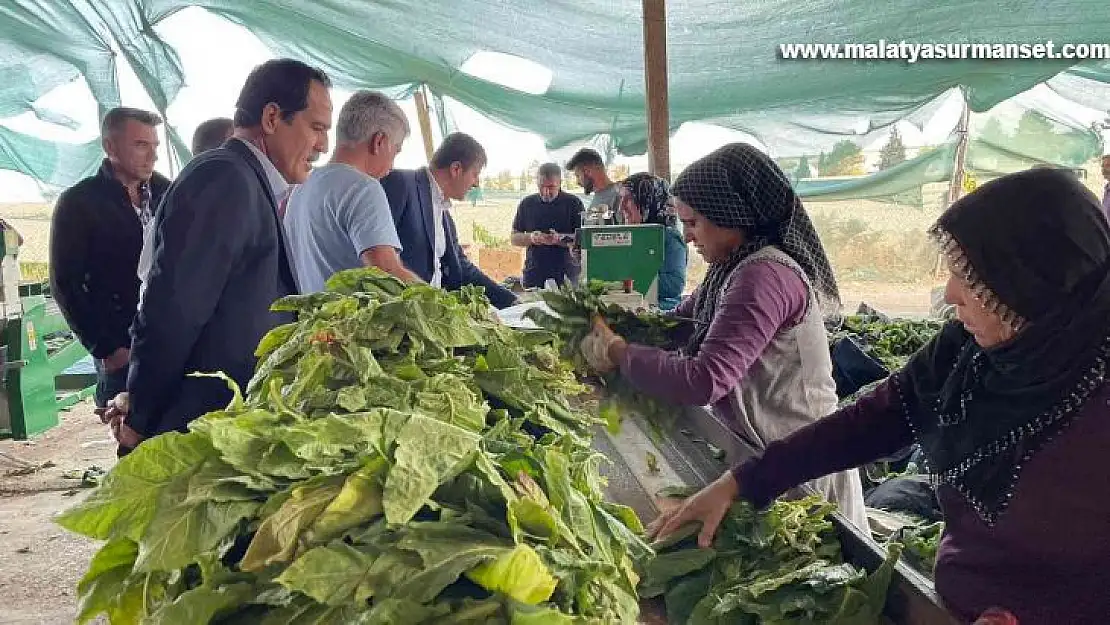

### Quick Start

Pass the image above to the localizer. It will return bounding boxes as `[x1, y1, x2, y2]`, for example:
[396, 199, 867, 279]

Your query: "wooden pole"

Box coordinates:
[413, 85, 436, 164]
[642, 0, 671, 180]
[946, 93, 971, 206]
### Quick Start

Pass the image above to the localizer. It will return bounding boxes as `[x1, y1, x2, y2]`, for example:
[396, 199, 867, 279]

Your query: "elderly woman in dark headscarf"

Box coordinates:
[582, 143, 867, 528]
[649, 167, 1110, 624]
[617, 173, 687, 310]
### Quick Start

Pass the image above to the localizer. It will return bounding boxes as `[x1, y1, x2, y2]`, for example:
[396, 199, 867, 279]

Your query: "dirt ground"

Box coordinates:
[0, 400, 117, 625]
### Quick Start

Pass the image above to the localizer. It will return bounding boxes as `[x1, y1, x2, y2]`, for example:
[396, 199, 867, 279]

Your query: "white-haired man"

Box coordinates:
[284, 89, 421, 291]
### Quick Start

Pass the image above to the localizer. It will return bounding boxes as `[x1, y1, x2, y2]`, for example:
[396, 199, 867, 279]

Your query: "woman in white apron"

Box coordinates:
[583, 143, 867, 529]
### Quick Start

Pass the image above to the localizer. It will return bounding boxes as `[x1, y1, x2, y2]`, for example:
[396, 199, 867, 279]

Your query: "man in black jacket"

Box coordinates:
[112, 59, 332, 454]
[49, 107, 170, 410]
[380, 133, 517, 309]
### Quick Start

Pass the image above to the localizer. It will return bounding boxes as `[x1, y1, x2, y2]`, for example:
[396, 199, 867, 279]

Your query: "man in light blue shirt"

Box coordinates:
[284, 90, 421, 292]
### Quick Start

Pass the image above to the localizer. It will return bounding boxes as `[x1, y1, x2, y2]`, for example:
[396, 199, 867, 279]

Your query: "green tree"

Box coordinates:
[794, 156, 812, 180]
[879, 127, 907, 170]
[822, 140, 865, 176]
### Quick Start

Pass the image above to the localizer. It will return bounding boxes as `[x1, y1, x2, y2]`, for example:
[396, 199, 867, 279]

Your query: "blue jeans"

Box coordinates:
[93, 358, 129, 409]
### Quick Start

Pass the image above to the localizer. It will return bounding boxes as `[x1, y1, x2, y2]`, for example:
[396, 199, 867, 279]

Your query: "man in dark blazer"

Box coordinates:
[380, 133, 517, 309]
[112, 59, 333, 453]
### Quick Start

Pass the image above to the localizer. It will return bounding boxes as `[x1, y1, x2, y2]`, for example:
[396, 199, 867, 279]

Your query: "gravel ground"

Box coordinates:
[0, 400, 117, 625]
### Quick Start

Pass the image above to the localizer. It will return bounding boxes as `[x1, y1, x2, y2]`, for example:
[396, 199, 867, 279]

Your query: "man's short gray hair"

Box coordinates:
[537, 162, 561, 180]
[336, 90, 410, 147]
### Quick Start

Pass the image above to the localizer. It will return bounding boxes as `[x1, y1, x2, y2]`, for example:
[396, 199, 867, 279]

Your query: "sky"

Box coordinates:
[0, 6, 1104, 202]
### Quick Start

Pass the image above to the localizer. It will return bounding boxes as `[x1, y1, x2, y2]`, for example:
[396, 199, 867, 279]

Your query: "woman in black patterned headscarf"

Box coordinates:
[581, 143, 867, 529]
[617, 173, 688, 310]
[648, 167, 1110, 624]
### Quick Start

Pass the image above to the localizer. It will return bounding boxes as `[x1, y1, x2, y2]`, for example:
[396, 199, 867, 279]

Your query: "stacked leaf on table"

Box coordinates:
[57, 269, 649, 625]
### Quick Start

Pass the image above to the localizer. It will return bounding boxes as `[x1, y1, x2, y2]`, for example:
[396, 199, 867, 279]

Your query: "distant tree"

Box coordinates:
[978, 117, 1009, 147]
[610, 163, 630, 182]
[496, 169, 514, 191]
[822, 140, 865, 176]
[879, 127, 907, 170]
[775, 157, 800, 173]
[794, 156, 812, 180]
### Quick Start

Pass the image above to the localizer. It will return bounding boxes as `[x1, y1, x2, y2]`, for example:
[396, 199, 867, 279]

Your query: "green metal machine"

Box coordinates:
[0, 228, 94, 440]
[577, 224, 666, 308]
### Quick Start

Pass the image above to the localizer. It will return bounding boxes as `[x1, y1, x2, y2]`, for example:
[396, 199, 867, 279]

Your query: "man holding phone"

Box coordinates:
[510, 162, 584, 288]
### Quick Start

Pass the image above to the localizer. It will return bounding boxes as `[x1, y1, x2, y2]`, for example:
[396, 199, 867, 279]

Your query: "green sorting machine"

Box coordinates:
[576, 224, 665, 307]
[0, 229, 94, 440]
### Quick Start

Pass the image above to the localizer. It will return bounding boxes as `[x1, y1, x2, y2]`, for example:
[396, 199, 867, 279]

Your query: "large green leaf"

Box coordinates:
[75, 538, 138, 624]
[276, 542, 377, 605]
[144, 581, 255, 625]
[413, 374, 488, 432]
[382, 415, 481, 524]
[240, 474, 346, 571]
[465, 544, 557, 605]
[306, 457, 387, 544]
[56, 431, 214, 541]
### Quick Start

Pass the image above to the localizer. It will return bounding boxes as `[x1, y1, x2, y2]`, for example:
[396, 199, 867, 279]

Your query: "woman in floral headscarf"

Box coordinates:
[617, 173, 687, 310]
[582, 143, 868, 529]
[649, 166, 1110, 624]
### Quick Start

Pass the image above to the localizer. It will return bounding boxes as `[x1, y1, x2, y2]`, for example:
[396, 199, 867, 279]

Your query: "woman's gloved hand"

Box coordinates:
[581, 316, 624, 373]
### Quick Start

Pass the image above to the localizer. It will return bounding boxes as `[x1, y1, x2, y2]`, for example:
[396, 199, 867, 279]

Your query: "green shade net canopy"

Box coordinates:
[0, 0, 1107, 199]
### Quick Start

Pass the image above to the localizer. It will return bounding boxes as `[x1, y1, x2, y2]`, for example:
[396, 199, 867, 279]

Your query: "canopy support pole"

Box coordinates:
[934, 92, 973, 282]
[642, 0, 671, 180]
[946, 93, 971, 206]
[414, 84, 437, 164]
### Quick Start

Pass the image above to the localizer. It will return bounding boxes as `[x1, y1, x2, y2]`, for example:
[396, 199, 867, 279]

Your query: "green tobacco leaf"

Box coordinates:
[361, 598, 453, 624]
[190, 410, 285, 475]
[145, 581, 255, 625]
[240, 474, 346, 572]
[75, 538, 138, 624]
[390, 522, 513, 602]
[414, 374, 488, 432]
[384, 287, 484, 349]
[56, 431, 214, 542]
[276, 542, 377, 605]
[136, 492, 258, 573]
[541, 449, 608, 562]
[509, 602, 585, 624]
[135, 456, 266, 572]
[662, 568, 714, 625]
[305, 456, 387, 544]
[255, 322, 299, 358]
[465, 544, 557, 605]
[639, 549, 717, 598]
[188, 371, 246, 411]
[383, 415, 480, 524]
[285, 348, 336, 408]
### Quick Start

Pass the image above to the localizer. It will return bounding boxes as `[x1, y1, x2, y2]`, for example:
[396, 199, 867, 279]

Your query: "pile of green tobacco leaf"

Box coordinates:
[641, 492, 900, 625]
[829, 315, 944, 372]
[889, 518, 943, 579]
[525, 282, 689, 433]
[57, 269, 650, 625]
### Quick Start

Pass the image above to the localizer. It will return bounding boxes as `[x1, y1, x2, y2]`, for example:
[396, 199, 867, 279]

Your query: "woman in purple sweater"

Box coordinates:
[582, 143, 868, 529]
[650, 167, 1110, 624]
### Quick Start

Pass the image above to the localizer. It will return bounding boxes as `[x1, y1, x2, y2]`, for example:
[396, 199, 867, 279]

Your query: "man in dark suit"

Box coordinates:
[380, 133, 517, 309]
[111, 59, 333, 453]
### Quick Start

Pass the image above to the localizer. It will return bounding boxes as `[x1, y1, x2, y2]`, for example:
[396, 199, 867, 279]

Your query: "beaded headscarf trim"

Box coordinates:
[928, 223, 1028, 333]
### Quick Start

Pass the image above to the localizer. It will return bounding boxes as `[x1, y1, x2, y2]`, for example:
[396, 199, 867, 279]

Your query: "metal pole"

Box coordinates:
[642, 0, 671, 180]
[413, 85, 436, 164]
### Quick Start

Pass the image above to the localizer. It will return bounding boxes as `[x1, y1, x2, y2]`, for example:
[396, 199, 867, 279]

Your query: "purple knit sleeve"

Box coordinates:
[619, 260, 807, 406]
[732, 377, 915, 508]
